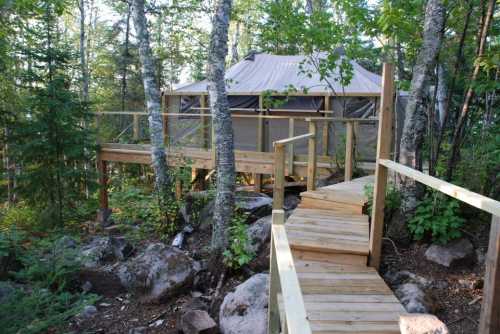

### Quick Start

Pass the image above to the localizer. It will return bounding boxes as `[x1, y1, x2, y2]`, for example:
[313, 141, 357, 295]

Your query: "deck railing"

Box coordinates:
[370, 63, 500, 334]
[268, 129, 317, 334]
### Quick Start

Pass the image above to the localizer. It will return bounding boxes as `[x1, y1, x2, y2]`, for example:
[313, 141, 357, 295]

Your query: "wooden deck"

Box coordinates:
[98, 143, 375, 179]
[279, 175, 407, 333]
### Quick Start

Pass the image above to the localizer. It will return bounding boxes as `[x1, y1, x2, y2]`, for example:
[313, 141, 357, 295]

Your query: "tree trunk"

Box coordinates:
[446, 0, 495, 181]
[207, 0, 235, 270]
[121, 3, 131, 112]
[131, 0, 172, 204]
[433, 0, 473, 170]
[230, 20, 240, 65]
[78, 0, 89, 103]
[399, 0, 445, 213]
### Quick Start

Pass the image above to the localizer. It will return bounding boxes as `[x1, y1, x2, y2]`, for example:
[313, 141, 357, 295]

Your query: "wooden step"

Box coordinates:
[294, 259, 406, 333]
[286, 208, 369, 257]
[299, 175, 374, 213]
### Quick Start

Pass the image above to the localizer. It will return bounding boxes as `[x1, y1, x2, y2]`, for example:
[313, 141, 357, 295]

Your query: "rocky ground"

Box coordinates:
[380, 214, 491, 334]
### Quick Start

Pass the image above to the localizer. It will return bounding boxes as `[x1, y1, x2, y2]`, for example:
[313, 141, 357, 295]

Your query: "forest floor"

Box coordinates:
[380, 216, 491, 334]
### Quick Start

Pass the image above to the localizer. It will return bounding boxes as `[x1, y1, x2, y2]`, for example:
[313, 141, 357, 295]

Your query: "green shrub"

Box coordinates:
[0, 203, 38, 232]
[223, 211, 255, 269]
[408, 192, 465, 244]
[364, 183, 401, 216]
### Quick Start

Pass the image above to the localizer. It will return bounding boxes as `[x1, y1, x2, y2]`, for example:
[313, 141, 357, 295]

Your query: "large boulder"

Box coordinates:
[424, 238, 475, 268]
[80, 236, 133, 268]
[399, 314, 449, 334]
[246, 216, 271, 254]
[235, 192, 273, 221]
[395, 283, 435, 314]
[219, 273, 269, 334]
[117, 243, 197, 303]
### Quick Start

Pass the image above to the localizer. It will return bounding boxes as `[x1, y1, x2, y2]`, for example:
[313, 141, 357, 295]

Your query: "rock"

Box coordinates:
[386, 210, 411, 246]
[79, 265, 125, 296]
[55, 236, 78, 251]
[81, 281, 93, 293]
[219, 273, 268, 334]
[425, 238, 475, 268]
[235, 192, 273, 221]
[399, 314, 449, 334]
[385, 270, 431, 288]
[80, 236, 133, 268]
[128, 327, 148, 334]
[246, 215, 271, 254]
[395, 283, 434, 314]
[283, 194, 300, 211]
[117, 243, 196, 303]
[80, 305, 98, 319]
[180, 310, 217, 334]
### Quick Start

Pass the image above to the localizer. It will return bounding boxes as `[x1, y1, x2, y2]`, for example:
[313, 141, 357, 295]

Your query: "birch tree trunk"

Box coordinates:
[446, 0, 495, 181]
[131, 0, 171, 203]
[399, 0, 445, 213]
[207, 0, 235, 269]
[230, 21, 240, 65]
[121, 3, 131, 112]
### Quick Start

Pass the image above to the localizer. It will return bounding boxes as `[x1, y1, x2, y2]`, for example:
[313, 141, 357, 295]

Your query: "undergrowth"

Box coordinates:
[223, 210, 255, 269]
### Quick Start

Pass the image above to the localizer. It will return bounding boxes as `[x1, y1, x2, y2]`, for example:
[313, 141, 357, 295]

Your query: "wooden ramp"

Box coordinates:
[283, 175, 407, 333]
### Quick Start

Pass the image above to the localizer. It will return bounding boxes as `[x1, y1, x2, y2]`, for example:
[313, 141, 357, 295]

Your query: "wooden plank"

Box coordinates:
[273, 143, 286, 209]
[133, 114, 140, 140]
[200, 95, 210, 149]
[379, 159, 500, 217]
[254, 95, 265, 192]
[300, 189, 367, 206]
[309, 321, 400, 333]
[288, 118, 295, 176]
[292, 249, 367, 266]
[369, 63, 394, 269]
[272, 214, 312, 334]
[275, 133, 314, 145]
[268, 219, 281, 334]
[307, 121, 317, 191]
[479, 215, 500, 334]
[98, 157, 108, 209]
[344, 121, 354, 181]
[299, 197, 363, 214]
[322, 96, 330, 156]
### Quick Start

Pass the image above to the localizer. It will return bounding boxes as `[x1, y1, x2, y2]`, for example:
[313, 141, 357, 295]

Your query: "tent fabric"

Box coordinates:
[173, 53, 382, 95]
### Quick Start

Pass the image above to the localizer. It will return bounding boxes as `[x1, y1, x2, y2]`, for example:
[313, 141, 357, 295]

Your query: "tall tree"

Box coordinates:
[131, 0, 172, 207]
[207, 0, 234, 271]
[446, 0, 496, 180]
[398, 0, 445, 213]
[78, 0, 89, 103]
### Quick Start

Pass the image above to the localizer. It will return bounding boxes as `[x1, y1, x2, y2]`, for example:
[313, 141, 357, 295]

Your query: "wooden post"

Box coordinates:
[369, 62, 395, 269]
[268, 209, 285, 334]
[344, 121, 354, 181]
[133, 114, 140, 140]
[287, 118, 295, 176]
[98, 157, 108, 210]
[479, 215, 500, 334]
[175, 178, 182, 200]
[307, 120, 317, 191]
[322, 95, 330, 156]
[273, 143, 286, 209]
[254, 95, 265, 192]
[200, 95, 210, 149]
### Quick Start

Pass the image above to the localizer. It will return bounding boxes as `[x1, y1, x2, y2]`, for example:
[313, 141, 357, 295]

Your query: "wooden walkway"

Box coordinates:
[282, 175, 407, 333]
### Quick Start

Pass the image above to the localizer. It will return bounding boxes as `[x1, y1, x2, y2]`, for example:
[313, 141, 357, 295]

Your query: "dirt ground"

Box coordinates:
[380, 214, 491, 334]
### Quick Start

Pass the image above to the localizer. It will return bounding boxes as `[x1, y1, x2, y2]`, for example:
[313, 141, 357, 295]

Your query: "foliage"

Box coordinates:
[0, 203, 38, 232]
[0, 228, 97, 334]
[408, 192, 465, 245]
[223, 211, 254, 269]
[364, 182, 401, 216]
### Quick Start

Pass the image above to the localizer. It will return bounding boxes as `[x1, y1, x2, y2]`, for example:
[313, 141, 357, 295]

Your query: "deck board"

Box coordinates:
[282, 176, 405, 334]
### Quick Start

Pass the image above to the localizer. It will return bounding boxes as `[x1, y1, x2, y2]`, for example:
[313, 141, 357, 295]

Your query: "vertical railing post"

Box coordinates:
[344, 121, 354, 181]
[479, 215, 500, 334]
[133, 113, 140, 140]
[287, 118, 295, 176]
[322, 95, 330, 156]
[369, 62, 395, 269]
[200, 95, 209, 149]
[254, 95, 265, 192]
[268, 209, 285, 334]
[98, 157, 108, 210]
[273, 143, 286, 209]
[307, 120, 317, 191]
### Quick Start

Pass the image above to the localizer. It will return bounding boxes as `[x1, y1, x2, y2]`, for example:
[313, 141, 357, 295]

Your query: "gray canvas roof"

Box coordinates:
[173, 53, 382, 95]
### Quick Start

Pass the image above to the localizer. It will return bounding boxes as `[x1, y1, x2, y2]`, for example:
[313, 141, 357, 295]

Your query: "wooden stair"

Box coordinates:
[283, 175, 406, 333]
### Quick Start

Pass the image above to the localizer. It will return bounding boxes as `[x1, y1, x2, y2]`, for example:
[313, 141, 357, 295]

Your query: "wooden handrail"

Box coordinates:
[269, 209, 312, 334]
[274, 133, 314, 146]
[379, 159, 500, 217]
